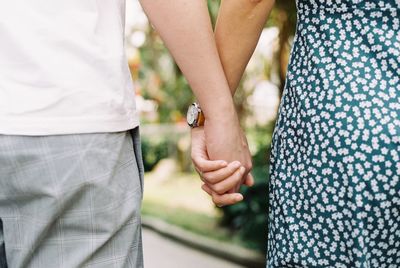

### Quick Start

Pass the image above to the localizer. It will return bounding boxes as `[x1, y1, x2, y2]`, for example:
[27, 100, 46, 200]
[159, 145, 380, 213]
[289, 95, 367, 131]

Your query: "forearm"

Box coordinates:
[139, 0, 236, 119]
[215, 0, 275, 94]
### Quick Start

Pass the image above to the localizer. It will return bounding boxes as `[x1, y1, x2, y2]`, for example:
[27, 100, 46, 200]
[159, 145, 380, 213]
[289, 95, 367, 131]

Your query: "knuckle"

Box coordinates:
[245, 163, 253, 171]
[213, 185, 225, 195]
[202, 189, 211, 196]
[194, 161, 205, 171]
[212, 196, 220, 206]
[204, 173, 214, 183]
[216, 189, 225, 195]
[191, 154, 198, 165]
[231, 165, 239, 173]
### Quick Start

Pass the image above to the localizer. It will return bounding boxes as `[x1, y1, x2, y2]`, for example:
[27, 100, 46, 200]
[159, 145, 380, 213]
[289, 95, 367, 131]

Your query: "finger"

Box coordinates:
[228, 172, 251, 194]
[244, 173, 255, 187]
[192, 156, 228, 173]
[202, 161, 242, 184]
[201, 183, 212, 196]
[195, 166, 204, 178]
[230, 179, 242, 194]
[212, 192, 243, 207]
[231, 173, 254, 193]
[209, 166, 246, 195]
[203, 184, 243, 206]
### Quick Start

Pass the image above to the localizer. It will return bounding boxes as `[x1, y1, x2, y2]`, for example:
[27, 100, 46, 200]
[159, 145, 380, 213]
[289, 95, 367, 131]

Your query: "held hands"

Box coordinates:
[191, 118, 254, 207]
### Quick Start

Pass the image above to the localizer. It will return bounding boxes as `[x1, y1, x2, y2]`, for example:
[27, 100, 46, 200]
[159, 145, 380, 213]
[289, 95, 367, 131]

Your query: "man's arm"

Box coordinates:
[139, 0, 253, 205]
[139, 0, 233, 120]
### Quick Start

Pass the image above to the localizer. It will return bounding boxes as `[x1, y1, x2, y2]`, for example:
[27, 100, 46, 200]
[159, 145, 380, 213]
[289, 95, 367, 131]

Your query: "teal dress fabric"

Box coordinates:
[267, 1, 400, 267]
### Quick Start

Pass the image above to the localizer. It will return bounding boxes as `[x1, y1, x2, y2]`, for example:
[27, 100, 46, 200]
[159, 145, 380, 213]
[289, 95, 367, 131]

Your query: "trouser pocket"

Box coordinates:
[0, 218, 7, 268]
[130, 127, 144, 198]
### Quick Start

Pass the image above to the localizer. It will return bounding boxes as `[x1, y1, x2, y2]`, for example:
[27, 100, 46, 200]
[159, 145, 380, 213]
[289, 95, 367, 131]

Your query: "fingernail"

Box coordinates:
[240, 166, 246, 173]
[220, 161, 228, 166]
[235, 194, 244, 202]
[233, 162, 241, 168]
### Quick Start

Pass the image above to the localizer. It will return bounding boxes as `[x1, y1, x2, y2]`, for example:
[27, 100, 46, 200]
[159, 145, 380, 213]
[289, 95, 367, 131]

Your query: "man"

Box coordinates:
[0, 1, 144, 267]
[0, 0, 254, 267]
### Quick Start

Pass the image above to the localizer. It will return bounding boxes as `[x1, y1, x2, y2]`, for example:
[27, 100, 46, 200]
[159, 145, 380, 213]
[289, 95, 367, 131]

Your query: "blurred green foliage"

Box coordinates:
[138, 32, 195, 122]
[141, 136, 170, 171]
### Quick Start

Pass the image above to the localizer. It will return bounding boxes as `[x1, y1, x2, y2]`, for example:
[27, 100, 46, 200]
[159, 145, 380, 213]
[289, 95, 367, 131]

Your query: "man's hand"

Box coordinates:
[191, 125, 254, 207]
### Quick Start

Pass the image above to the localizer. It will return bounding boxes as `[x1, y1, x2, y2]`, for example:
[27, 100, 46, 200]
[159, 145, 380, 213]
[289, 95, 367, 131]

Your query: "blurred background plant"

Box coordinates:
[126, 0, 297, 254]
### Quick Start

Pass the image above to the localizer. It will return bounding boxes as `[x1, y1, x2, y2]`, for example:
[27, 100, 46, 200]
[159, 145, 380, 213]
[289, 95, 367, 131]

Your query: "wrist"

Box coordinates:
[205, 108, 240, 130]
[201, 97, 238, 123]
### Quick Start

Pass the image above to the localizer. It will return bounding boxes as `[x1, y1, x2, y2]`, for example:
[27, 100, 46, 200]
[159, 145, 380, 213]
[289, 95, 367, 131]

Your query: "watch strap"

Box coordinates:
[197, 109, 205, 127]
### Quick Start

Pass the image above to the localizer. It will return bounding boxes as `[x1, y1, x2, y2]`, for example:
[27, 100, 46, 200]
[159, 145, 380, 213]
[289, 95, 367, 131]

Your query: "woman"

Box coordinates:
[193, 0, 400, 267]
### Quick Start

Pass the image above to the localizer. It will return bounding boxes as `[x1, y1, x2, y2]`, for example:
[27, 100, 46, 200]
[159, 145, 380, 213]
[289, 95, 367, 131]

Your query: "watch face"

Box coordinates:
[187, 105, 198, 126]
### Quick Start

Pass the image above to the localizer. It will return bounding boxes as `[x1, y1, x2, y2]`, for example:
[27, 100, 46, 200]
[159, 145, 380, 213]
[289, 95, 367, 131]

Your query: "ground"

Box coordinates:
[143, 228, 244, 268]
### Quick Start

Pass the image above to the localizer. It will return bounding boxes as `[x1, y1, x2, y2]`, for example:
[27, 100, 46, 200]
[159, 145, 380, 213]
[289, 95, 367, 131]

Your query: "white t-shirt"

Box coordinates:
[0, 0, 139, 135]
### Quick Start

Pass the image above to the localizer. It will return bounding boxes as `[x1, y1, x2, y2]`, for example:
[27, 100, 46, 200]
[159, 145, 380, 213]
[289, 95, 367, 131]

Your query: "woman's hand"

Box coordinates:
[191, 126, 254, 207]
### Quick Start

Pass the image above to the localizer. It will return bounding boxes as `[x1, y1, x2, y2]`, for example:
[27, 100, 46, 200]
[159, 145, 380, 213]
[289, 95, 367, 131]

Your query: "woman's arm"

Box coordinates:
[215, 0, 275, 94]
[192, 0, 276, 205]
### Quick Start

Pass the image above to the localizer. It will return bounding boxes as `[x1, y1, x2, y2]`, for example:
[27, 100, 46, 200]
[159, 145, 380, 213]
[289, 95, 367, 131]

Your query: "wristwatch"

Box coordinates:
[187, 102, 205, 128]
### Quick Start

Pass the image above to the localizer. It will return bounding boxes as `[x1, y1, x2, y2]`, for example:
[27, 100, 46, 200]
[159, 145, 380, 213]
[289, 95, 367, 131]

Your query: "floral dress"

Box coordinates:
[267, 0, 400, 267]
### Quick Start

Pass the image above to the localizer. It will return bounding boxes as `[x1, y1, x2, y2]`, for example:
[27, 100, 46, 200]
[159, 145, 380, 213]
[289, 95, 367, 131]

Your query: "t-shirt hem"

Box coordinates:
[0, 114, 140, 136]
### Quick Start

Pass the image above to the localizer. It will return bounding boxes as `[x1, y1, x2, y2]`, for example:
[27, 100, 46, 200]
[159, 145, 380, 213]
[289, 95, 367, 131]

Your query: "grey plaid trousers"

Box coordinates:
[0, 129, 144, 268]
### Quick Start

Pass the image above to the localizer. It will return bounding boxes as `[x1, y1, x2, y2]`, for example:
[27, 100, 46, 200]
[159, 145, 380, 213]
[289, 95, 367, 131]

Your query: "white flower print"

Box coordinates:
[267, 0, 400, 267]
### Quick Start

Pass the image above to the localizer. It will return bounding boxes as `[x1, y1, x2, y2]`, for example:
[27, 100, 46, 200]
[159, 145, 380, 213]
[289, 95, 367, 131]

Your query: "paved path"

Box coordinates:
[143, 228, 245, 268]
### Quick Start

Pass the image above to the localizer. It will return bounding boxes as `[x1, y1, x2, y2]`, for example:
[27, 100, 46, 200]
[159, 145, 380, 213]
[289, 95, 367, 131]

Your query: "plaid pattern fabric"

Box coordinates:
[0, 129, 144, 268]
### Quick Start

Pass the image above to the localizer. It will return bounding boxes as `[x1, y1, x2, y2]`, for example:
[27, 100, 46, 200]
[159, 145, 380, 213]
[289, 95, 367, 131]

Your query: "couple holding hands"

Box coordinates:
[0, 0, 398, 267]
